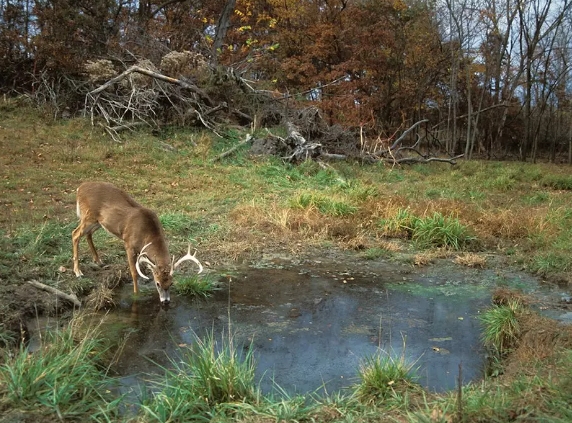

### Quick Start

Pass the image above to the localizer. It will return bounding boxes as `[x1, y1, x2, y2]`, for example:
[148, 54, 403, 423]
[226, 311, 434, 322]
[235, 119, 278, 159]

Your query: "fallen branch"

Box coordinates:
[27, 280, 82, 308]
[387, 154, 464, 165]
[210, 134, 253, 162]
[388, 119, 429, 151]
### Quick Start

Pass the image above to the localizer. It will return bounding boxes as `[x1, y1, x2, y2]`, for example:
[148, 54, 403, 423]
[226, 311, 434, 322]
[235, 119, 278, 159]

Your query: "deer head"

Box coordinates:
[136, 242, 203, 303]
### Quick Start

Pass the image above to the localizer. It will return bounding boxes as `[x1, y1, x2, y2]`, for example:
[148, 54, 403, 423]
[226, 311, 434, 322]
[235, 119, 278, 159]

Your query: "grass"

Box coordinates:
[412, 212, 476, 250]
[1, 103, 572, 422]
[139, 331, 257, 421]
[0, 319, 118, 420]
[354, 350, 419, 407]
[173, 273, 219, 298]
[379, 209, 476, 250]
[290, 192, 358, 216]
[480, 297, 523, 377]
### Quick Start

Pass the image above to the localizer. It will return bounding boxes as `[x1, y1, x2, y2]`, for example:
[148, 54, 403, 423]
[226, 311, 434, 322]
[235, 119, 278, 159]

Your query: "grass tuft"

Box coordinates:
[480, 299, 522, 359]
[0, 319, 117, 419]
[541, 174, 572, 190]
[380, 210, 475, 250]
[139, 330, 257, 420]
[354, 350, 418, 406]
[173, 273, 219, 298]
[291, 192, 357, 216]
[412, 213, 476, 250]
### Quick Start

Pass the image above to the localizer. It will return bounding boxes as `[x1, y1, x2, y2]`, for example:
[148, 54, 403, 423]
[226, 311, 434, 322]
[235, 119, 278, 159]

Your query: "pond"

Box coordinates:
[29, 251, 570, 397]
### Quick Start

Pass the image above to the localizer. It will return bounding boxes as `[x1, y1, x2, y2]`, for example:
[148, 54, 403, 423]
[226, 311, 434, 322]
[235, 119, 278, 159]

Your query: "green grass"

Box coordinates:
[529, 251, 572, 275]
[139, 330, 257, 421]
[412, 212, 476, 250]
[541, 174, 572, 190]
[361, 247, 390, 260]
[0, 321, 118, 420]
[379, 210, 475, 250]
[480, 300, 522, 358]
[290, 192, 358, 216]
[354, 351, 419, 407]
[173, 273, 219, 298]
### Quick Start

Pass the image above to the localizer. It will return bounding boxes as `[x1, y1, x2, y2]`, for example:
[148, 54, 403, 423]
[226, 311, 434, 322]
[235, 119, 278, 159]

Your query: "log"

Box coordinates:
[27, 280, 82, 308]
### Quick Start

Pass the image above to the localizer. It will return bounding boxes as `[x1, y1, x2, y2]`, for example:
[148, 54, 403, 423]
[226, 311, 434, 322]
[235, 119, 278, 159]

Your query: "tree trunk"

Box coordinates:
[213, 0, 237, 63]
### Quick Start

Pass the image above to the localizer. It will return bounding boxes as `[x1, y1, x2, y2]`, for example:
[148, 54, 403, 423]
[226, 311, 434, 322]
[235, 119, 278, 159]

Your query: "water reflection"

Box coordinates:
[105, 266, 489, 394]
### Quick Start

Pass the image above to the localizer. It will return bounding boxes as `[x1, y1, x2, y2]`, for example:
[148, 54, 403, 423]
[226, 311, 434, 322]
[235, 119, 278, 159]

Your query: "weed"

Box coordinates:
[0, 324, 16, 346]
[291, 192, 357, 216]
[379, 208, 417, 237]
[140, 330, 257, 421]
[529, 251, 571, 275]
[354, 350, 418, 406]
[541, 174, 572, 190]
[480, 300, 522, 358]
[0, 321, 117, 419]
[522, 191, 550, 205]
[484, 174, 516, 191]
[412, 213, 476, 250]
[173, 273, 219, 298]
[362, 247, 390, 260]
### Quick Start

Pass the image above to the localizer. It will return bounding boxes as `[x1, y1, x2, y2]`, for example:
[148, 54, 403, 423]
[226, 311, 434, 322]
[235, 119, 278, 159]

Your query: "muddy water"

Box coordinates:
[91, 253, 554, 396]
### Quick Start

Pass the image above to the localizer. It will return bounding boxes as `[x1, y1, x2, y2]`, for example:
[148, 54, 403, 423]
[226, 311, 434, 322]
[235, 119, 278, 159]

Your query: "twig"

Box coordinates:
[27, 280, 81, 308]
[210, 134, 253, 162]
[387, 154, 464, 165]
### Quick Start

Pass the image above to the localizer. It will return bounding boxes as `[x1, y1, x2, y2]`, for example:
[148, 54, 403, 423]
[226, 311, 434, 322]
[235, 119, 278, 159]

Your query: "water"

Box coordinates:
[99, 256, 497, 395]
[30, 252, 567, 396]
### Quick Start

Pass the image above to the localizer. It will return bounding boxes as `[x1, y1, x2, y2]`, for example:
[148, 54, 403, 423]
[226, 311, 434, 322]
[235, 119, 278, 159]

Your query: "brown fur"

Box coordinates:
[72, 181, 172, 296]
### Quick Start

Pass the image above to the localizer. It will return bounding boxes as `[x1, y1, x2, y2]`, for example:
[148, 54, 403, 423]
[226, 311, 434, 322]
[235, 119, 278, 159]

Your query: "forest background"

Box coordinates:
[1, 0, 572, 162]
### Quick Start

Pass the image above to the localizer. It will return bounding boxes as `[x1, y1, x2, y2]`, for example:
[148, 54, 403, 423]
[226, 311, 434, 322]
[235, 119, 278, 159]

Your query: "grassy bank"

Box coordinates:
[1, 102, 571, 421]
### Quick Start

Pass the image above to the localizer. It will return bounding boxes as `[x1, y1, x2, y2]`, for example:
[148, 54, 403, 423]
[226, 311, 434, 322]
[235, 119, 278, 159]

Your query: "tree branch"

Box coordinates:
[27, 280, 81, 308]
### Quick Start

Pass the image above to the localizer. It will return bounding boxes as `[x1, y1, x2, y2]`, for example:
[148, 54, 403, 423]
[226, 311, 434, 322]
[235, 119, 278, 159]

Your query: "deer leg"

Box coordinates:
[72, 221, 102, 277]
[72, 225, 84, 277]
[85, 230, 103, 265]
[126, 247, 139, 294]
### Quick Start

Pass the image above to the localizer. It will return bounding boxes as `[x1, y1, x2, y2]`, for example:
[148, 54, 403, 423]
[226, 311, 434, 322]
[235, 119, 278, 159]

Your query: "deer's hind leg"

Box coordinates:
[72, 220, 102, 277]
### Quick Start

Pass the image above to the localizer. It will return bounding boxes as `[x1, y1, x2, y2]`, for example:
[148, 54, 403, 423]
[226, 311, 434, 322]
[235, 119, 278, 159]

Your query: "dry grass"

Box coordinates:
[504, 312, 572, 377]
[454, 253, 487, 268]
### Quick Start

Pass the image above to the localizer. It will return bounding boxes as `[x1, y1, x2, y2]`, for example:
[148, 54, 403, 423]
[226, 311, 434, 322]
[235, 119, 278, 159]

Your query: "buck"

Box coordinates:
[72, 181, 203, 304]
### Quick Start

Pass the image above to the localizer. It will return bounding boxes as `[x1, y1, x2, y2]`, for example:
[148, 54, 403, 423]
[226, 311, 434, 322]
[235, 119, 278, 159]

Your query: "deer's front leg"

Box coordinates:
[86, 232, 103, 265]
[126, 247, 140, 294]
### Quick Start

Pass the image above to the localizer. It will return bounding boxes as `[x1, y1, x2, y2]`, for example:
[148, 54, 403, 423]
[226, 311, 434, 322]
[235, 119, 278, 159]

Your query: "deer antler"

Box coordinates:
[171, 244, 203, 275]
[136, 242, 155, 280]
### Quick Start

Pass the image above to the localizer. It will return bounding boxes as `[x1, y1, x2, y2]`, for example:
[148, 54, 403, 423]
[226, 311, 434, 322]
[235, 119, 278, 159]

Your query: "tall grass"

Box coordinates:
[0, 320, 118, 420]
[379, 209, 475, 250]
[412, 212, 476, 250]
[291, 192, 357, 216]
[139, 330, 257, 421]
[480, 300, 522, 358]
[354, 350, 419, 407]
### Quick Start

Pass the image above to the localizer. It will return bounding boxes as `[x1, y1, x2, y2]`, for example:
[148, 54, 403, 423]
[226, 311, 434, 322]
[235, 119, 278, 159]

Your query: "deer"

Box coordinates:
[72, 181, 203, 304]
